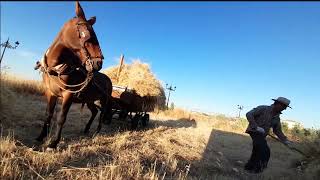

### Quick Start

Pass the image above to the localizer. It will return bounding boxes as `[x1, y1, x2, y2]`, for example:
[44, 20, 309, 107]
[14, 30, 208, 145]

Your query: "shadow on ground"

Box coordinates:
[189, 128, 304, 180]
[2, 101, 197, 150]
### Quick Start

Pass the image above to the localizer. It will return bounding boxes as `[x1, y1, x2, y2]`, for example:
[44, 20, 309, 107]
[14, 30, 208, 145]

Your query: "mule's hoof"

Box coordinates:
[32, 139, 43, 147]
[105, 121, 112, 125]
[92, 131, 100, 137]
[83, 130, 89, 135]
[47, 141, 58, 150]
[46, 147, 55, 152]
[35, 137, 44, 143]
[31, 146, 42, 152]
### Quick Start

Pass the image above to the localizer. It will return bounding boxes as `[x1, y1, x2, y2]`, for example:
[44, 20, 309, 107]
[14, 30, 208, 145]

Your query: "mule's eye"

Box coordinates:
[81, 32, 86, 38]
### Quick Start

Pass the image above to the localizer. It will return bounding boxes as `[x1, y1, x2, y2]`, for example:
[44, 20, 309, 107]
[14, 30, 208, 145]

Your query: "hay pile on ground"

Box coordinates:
[102, 60, 166, 110]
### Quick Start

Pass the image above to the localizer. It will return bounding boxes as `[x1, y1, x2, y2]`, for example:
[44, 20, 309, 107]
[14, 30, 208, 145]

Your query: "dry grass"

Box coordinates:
[0, 130, 193, 179]
[0, 73, 45, 96]
[0, 73, 45, 128]
[1, 73, 319, 180]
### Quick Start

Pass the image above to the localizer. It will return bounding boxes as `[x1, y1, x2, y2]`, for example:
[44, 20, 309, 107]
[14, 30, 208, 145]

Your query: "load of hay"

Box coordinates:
[102, 59, 166, 111]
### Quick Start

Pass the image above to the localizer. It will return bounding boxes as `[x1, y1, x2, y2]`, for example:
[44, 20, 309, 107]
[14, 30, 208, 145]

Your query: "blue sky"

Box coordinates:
[1, 2, 319, 128]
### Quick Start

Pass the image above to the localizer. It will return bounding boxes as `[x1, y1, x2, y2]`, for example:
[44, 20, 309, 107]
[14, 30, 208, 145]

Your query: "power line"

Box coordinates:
[237, 105, 244, 118]
[165, 83, 176, 109]
[0, 37, 20, 65]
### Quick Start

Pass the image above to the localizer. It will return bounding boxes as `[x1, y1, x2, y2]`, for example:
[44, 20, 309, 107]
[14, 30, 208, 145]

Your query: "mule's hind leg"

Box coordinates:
[95, 98, 113, 134]
[36, 92, 57, 142]
[95, 100, 106, 134]
[103, 96, 113, 125]
[83, 102, 98, 134]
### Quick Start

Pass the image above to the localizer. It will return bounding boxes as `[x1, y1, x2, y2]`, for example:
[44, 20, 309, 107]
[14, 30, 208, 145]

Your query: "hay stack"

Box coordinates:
[102, 59, 166, 110]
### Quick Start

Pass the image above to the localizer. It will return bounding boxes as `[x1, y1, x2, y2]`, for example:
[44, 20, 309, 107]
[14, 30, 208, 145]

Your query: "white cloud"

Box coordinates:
[111, 56, 121, 64]
[16, 50, 38, 58]
[1, 48, 42, 80]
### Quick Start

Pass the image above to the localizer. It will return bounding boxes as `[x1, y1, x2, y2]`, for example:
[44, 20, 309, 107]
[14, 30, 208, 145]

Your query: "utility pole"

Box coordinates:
[0, 37, 20, 65]
[117, 54, 124, 84]
[237, 105, 244, 118]
[165, 83, 176, 109]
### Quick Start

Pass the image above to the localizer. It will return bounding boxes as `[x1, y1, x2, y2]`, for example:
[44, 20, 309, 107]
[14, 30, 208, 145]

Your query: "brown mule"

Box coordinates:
[35, 1, 112, 149]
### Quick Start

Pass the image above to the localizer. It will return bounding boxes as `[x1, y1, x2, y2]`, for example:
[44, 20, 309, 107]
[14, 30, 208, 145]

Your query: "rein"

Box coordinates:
[55, 70, 93, 94]
[39, 52, 94, 95]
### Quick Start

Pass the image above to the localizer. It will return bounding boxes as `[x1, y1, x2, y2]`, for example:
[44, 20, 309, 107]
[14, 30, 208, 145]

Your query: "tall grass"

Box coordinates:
[0, 73, 45, 128]
[0, 73, 44, 96]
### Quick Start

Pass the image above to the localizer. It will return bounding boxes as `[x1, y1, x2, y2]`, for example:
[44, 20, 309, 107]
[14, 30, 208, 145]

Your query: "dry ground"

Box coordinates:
[1, 74, 319, 179]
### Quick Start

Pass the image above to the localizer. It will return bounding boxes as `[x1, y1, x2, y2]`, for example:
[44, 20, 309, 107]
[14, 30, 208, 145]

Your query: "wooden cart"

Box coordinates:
[111, 85, 151, 129]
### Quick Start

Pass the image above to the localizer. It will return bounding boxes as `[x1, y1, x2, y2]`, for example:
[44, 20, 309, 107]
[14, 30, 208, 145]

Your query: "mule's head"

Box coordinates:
[62, 1, 103, 72]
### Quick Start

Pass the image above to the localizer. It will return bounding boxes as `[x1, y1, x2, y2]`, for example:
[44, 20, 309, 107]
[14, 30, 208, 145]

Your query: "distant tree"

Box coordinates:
[292, 124, 303, 136]
[303, 128, 311, 137]
[170, 102, 175, 110]
[281, 122, 289, 134]
[316, 130, 320, 139]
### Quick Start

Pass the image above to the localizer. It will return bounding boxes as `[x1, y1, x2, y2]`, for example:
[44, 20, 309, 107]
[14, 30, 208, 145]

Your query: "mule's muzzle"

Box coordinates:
[91, 58, 103, 71]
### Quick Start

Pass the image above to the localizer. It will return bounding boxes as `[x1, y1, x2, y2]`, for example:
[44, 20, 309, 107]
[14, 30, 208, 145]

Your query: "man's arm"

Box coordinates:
[273, 120, 288, 143]
[246, 106, 265, 130]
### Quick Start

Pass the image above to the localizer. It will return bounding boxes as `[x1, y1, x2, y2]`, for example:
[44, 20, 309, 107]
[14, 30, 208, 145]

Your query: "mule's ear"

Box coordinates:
[75, 1, 86, 19]
[88, 16, 96, 25]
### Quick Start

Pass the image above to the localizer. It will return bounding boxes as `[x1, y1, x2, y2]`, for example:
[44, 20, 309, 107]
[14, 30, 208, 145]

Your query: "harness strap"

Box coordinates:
[37, 49, 94, 95]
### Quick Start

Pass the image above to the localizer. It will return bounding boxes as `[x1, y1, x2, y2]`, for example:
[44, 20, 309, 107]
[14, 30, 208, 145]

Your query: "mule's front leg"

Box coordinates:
[36, 93, 57, 142]
[47, 93, 73, 149]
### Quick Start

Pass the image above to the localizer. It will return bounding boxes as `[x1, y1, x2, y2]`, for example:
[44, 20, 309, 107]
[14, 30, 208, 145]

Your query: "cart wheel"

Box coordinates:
[142, 114, 149, 127]
[131, 114, 140, 130]
[119, 110, 128, 120]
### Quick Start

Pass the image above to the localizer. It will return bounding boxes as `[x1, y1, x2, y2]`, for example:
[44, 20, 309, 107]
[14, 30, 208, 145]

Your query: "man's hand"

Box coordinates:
[256, 126, 265, 134]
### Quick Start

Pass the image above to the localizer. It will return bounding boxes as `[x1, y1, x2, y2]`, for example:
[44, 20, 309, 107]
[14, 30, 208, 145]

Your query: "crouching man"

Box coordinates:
[244, 97, 293, 173]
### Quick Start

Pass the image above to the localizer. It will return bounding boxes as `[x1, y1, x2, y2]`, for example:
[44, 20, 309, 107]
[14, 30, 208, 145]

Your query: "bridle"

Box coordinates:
[76, 18, 103, 73]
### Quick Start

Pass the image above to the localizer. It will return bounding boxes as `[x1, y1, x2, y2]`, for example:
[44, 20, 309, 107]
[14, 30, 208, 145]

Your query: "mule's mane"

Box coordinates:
[47, 17, 75, 53]
[47, 18, 79, 61]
